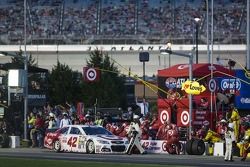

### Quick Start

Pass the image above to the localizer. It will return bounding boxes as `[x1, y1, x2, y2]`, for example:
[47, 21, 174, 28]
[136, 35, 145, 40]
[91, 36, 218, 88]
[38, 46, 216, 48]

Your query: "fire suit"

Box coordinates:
[229, 108, 240, 142]
[126, 122, 145, 154]
[204, 130, 222, 143]
[140, 120, 150, 140]
[165, 129, 180, 154]
[241, 129, 250, 161]
[224, 129, 235, 161]
[117, 122, 130, 137]
[156, 124, 170, 140]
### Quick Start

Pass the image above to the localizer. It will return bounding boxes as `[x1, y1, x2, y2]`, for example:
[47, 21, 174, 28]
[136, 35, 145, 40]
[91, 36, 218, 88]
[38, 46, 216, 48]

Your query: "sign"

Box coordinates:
[220, 78, 241, 91]
[180, 110, 189, 126]
[140, 140, 185, 154]
[208, 79, 216, 92]
[234, 70, 250, 109]
[83, 67, 100, 82]
[160, 110, 170, 124]
[193, 110, 210, 126]
[181, 80, 206, 95]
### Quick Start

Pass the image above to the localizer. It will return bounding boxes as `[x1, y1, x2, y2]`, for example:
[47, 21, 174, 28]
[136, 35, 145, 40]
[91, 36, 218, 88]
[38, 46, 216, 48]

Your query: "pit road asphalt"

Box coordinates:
[0, 148, 248, 167]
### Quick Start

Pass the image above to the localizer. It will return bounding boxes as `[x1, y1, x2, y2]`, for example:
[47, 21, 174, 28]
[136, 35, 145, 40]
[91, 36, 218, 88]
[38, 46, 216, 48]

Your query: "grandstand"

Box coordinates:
[0, 0, 248, 76]
[0, 0, 247, 45]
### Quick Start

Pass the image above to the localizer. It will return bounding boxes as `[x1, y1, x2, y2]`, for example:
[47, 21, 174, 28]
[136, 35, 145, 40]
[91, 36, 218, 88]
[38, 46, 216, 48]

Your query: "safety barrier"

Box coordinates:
[140, 140, 250, 157]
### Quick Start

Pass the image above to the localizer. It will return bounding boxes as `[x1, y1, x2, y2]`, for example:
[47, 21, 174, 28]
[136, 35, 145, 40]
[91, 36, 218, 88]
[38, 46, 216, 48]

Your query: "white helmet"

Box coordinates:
[220, 119, 227, 123]
[228, 123, 234, 129]
[133, 115, 140, 119]
[49, 112, 54, 117]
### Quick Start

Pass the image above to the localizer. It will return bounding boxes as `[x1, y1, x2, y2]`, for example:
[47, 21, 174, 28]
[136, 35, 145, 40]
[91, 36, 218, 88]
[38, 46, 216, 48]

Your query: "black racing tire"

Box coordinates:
[186, 139, 193, 155]
[86, 140, 95, 154]
[53, 140, 61, 152]
[191, 139, 205, 155]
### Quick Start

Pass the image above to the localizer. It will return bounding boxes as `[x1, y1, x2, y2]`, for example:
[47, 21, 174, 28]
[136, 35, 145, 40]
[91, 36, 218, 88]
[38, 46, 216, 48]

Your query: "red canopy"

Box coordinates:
[158, 63, 234, 77]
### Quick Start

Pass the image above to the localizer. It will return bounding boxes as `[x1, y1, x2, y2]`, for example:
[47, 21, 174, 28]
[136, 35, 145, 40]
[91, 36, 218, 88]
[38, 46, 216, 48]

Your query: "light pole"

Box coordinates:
[139, 52, 149, 99]
[0, 51, 28, 140]
[160, 49, 194, 140]
[194, 17, 201, 64]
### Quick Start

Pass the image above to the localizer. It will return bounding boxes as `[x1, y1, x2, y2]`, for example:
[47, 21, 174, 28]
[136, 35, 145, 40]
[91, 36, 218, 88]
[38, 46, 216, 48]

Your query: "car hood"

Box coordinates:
[96, 135, 124, 141]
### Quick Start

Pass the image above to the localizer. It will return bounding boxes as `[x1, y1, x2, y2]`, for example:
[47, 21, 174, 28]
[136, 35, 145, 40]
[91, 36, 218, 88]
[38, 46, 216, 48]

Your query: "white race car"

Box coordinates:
[44, 125, 129, 154]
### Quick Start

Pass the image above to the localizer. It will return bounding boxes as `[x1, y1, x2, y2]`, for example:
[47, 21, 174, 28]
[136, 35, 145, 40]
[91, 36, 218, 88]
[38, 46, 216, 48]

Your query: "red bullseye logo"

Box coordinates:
[86, 68, 97, 81]
[162, 141, 167, 152]
[160, 110, 169, 124]
[181, 110, 189, 126]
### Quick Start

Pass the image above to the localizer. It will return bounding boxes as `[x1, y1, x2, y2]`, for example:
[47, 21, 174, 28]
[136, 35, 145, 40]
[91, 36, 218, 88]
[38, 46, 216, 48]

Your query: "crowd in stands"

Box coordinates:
[0, 0, 247, 44]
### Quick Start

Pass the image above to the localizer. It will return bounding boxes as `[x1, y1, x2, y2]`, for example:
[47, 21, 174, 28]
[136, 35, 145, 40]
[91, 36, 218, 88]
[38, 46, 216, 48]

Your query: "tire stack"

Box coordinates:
[186, 139, 205, 155]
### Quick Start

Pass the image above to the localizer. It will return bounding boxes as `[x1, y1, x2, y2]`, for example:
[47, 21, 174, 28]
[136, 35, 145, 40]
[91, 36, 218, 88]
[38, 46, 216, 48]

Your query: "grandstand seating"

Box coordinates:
[0, 0, 247, 45]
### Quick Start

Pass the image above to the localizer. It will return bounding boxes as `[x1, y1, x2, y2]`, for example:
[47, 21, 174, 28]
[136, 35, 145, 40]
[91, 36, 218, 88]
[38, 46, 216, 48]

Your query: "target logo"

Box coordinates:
[168, 130, 173, 136]
[160, 110, 169, 124]
[180, 110, 189, 126]
[83, 67, 100, 82]
[162, 141, 167, 152]
[86, 68, 97, 81]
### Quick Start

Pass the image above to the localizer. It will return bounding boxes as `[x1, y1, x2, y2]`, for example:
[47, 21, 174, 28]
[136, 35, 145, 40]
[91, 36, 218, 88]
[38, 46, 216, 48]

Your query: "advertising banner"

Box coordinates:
[235, 70, 250, 109]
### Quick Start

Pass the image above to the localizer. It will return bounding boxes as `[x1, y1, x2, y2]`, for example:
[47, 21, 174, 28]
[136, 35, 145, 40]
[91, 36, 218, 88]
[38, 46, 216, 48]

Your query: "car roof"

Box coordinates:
[63, 125, 102, 128]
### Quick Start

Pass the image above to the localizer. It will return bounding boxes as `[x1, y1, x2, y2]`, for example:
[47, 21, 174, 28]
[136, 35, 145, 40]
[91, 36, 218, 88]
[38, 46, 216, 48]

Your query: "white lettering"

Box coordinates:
[241, 98, 250, 104]
[28, 94, 46, 99]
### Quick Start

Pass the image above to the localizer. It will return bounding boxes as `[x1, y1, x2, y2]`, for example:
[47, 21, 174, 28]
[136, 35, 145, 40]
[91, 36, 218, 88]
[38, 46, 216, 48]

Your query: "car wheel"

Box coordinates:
[86, 140, 95, 154]
[191, 139, 205, 155]
[186, 139, 193, 155]
[53, 140, 61, 152]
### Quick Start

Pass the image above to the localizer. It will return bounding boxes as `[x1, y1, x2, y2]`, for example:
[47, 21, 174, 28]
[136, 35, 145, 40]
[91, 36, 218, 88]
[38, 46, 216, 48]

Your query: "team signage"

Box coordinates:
[140, 140, 185, 154]
[83, 67, 100, 82]
[180, 110, 189, 126]
[235, 70, 250, 109]
[221, 78, 241, 91]
[160, 110, 169, 124]
[181, 80, 206, 95]
[208, 79, 216, 92]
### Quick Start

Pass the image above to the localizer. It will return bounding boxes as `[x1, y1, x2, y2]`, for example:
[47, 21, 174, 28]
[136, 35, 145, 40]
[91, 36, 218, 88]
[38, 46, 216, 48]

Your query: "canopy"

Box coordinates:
[0, 63, 48, 73]
[158, 63, 234, 77]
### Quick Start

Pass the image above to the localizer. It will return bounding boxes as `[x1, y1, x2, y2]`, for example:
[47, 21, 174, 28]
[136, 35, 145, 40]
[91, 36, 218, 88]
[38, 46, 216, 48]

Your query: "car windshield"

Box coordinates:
[82, 126, 112, 135]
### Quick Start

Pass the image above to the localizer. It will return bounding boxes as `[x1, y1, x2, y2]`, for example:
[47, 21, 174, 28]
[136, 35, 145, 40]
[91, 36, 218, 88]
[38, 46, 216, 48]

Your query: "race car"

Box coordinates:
[44, 125, 129, 154]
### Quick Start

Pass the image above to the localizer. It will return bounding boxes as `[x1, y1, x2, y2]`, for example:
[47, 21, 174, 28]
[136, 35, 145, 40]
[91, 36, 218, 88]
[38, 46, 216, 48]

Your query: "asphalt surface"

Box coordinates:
[0, 148, 249, 167]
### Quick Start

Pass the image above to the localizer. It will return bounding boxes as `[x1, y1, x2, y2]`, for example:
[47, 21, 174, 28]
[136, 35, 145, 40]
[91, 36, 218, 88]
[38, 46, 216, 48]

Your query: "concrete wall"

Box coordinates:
[0, 44, 246, 77]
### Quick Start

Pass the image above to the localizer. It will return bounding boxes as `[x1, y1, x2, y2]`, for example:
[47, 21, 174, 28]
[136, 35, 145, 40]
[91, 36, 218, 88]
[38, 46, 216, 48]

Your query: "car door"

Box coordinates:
[68, 127, 85, 152]
[59, 127, 70, 151]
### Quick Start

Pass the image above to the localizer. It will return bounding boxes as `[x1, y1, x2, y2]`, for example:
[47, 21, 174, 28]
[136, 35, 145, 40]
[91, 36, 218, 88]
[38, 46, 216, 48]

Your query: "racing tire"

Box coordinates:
[86, 140, 95, 154]
[53, 140, 61, 153]
[191, 139, 205, 155]
[186, 139, 193, 155]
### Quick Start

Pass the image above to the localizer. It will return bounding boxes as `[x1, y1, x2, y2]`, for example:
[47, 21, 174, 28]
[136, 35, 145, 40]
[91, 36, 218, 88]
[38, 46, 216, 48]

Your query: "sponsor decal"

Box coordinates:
[142, 141, 161, 151]
[165, 78, 177, 89]
[160, 110, 169, 124]
[181, 80, 206, 95]
[177, 65, 189, 69]
[181, 110, 189, 126]
[221, 79, 241, 91]
[162, 141, 167, 152]
[240, 98, 250, 104]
